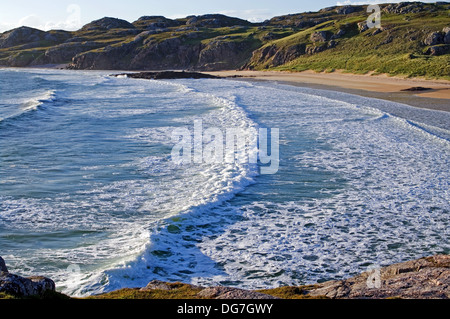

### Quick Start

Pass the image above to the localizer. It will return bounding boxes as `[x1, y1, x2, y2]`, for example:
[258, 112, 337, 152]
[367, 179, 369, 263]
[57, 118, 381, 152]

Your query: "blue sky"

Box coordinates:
[0, 0, 440, 32]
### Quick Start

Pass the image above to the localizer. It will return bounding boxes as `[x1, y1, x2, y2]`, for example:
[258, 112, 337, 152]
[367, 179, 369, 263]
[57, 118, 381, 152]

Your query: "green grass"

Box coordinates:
[249, 4, 450, 79]
[0, 3, 448, 77]
[0, 283, 329, 300]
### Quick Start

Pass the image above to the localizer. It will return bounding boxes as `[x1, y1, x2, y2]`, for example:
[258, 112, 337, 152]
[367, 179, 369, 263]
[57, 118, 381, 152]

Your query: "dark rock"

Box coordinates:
[401, 87, 432, 92]
[306, 44, 327, 55]
[44, 42, 105, 64]
[197, 37, 256, 71]
[247, 43, 305, 69]
[184, 14, 252, 28]
[0, 273, 56, 298]
[423, 31, 444, 45]
[197, 287, 279, 300]
[372, 28, 384, 36]
[443, 27, 450, 44]
[331, 29, 346, 39]
[0, 27, 48, 49]
[426, 45, 450, 56]
[310, 31, 330, 42]
[140, 280, 203, 291]
[357, 22, 369, 33]
[319, 6, 337, 13]
[0, 256, 7, 273]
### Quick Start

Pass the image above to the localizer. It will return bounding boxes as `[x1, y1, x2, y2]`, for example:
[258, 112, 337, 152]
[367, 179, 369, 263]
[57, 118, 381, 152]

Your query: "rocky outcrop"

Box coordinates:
[44, 42, 108, 64]
[184, 14, 252, 28]
[382, 2, 426, 14]
[357, 21, 369, 33]
[0, 257, 56, 298]
[307, 255, 450, 299]
[132, 16, 181, 30]
[425, 45, 450, 56]
[443, 27, 450, 44]
[81, 17, 136, 31]
[0, 27, 71, 49]
[197, 287, 279, 300]
[423, 27, 450, 55]
[112, 71, 220, 79]
[139, 280, 278, 299]
[335, 5, 357, 15]
[0, 3, 448, 72]
[0, 27, 47, 49]
[0, 257, 7, 273]
[197, 37, 257, 70]
[424, 31, 444, 46]
[310, 31, 331, 42]
[245, 43, 306, 69]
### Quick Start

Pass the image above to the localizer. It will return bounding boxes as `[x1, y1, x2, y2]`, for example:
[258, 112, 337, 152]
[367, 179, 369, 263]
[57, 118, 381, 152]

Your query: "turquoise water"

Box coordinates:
[0, 68, 449, 296]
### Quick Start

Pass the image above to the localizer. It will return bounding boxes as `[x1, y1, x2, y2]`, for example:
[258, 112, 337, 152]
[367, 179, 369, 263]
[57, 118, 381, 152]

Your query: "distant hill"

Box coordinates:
[0, 2, 449, 79]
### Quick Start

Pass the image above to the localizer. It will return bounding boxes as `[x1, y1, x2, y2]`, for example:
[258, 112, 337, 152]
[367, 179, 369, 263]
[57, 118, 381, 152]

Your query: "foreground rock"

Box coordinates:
[140, 280, 278, 299]
[307, 255, 450, 299]
[112, 71, 220, 80]
[0, 256, 56, 298]
[0, 257, 7, 273]
[197, 287, 279, 300]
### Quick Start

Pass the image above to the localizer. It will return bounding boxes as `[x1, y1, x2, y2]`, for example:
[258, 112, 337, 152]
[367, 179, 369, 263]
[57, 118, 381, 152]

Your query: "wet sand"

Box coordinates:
[208, 70, 450, 113]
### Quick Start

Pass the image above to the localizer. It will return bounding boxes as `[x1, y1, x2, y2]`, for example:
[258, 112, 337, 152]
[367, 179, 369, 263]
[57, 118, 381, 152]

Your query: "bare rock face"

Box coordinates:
[81, 17, 136, 31]
[426, 45, 450, 56]
[335, 6, 356, 15]
[382, 2, 425, 14]
[443, 26, 450, 44]
[0, 256, 55, 298]
[0, 257, 8, 273]
[197, 287, 279, 300]
[424, 31, 444, 46]
[140, 280, 203, 291]
[308, 255, 450, 299]
[0, 27, 47, 49]
[0, 273, 56, 298]
[310, 31, 330, 42]
[357, 22, 369, 33]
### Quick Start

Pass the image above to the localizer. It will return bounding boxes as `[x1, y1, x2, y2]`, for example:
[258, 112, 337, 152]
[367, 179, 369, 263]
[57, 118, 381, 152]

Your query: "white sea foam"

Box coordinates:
[1, 72, 448, 296]
[0, 89, 56, 122]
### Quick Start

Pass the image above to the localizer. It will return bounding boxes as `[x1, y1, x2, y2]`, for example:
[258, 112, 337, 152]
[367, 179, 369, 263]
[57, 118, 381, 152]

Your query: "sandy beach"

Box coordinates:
[208, 70, 450, 113]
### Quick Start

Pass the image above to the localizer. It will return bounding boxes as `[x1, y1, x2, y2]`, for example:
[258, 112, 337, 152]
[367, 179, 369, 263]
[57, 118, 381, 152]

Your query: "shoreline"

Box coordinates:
[3, 66, 449, 112]
[207, 70, 450, 113]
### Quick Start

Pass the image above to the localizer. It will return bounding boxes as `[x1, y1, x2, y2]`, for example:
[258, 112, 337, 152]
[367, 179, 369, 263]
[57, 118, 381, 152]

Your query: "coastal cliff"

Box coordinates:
[1, 255, 449, 299]
[0, 2, 449, 78]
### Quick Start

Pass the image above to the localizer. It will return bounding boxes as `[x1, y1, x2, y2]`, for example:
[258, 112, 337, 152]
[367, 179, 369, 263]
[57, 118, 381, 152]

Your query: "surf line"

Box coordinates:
[171, 119, 280, 175]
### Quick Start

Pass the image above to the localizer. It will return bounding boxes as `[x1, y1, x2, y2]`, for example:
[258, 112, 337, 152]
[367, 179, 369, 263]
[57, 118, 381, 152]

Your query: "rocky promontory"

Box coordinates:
[0, 256, 57, 298]
[112, 71, 221, 80]
[1, 255, 449, 299]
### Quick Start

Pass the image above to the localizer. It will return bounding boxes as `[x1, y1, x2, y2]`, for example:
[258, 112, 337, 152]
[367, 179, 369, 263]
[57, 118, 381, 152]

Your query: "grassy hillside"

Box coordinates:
[0, 3, 448, 78]
[247, 2, 450, 79]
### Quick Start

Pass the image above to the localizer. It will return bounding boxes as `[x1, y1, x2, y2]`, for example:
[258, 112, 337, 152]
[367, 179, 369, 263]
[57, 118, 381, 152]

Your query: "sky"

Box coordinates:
[0, 0, 441, 33]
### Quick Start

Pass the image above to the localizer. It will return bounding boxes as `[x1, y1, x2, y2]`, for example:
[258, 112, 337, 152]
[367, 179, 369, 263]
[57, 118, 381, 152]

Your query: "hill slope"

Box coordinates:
[0, 2, 449, 78]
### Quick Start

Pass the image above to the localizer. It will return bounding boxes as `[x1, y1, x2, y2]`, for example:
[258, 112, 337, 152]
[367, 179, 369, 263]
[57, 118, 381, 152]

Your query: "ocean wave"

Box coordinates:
[0, 90, 57, 123]
[66, 80, 261, 296]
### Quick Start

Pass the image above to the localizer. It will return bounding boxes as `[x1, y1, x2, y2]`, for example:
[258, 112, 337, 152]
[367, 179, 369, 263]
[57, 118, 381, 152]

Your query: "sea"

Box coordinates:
[0, 68, 449, 296]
